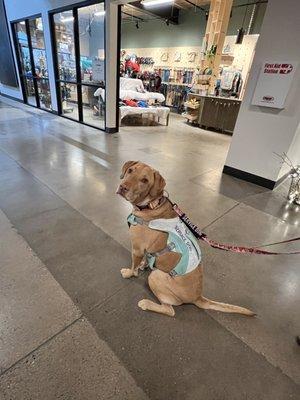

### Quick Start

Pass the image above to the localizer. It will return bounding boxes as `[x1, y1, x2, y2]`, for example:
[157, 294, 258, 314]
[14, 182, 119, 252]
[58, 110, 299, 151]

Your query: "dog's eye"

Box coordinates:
[141, 178, 148, 184]
[128, 168, 133, 173]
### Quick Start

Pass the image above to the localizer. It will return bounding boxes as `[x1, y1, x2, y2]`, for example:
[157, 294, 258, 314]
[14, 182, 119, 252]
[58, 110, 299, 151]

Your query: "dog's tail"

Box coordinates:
[194, 296, 255, 316]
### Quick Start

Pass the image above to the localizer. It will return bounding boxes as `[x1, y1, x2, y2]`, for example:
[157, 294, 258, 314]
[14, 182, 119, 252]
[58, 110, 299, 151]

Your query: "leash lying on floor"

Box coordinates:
[170, 201, 300, 256]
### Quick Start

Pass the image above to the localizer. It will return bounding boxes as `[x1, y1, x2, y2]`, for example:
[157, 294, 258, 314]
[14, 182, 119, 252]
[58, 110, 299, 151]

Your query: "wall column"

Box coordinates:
[224, 0, 300, 189]
[105, 0, 120, 133]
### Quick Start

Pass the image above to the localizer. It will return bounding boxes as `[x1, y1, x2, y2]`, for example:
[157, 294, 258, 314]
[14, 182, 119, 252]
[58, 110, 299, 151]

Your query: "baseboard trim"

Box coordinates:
[105, 127, 118, 134]
[223, 165, 276, 189]
[0, 92, 23, 103]
[274, 170, 290, 188]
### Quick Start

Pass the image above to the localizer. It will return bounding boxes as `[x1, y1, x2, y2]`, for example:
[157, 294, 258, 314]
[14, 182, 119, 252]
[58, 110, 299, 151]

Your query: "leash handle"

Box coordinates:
[172, 203, 300, 256]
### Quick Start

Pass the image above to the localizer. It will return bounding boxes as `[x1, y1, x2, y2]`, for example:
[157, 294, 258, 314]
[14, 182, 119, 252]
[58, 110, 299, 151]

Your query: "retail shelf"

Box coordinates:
[184, 102, 200, 109]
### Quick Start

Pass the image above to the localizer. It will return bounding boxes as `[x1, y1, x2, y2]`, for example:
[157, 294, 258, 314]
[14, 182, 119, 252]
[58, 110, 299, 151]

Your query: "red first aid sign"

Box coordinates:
[252, 61, 298, 109]
[263, 63, 293, 74]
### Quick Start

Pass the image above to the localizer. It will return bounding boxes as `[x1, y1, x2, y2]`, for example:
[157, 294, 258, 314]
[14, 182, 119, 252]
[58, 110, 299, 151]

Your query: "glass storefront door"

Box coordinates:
[51, 1, 105, 130]
[12, 16, 51, 110]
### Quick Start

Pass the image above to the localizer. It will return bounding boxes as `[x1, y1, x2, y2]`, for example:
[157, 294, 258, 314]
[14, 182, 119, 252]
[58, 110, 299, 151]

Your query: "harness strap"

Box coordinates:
[144, 242, 176, 271]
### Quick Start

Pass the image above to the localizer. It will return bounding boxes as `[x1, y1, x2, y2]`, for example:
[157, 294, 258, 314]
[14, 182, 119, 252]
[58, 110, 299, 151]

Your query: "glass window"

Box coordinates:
[25, 77, 37, 106]
[78, 3, 105, 85]
[14, 17, 52, 110]
[54, 11, 76, 81]
[37, 78, 52, 110]
[51, 3, 106, 130]
[29, 17, 49, 78]
[15, 21, 31, 76]
[60, 82, 79, 120]
[81, 85, 104, 129]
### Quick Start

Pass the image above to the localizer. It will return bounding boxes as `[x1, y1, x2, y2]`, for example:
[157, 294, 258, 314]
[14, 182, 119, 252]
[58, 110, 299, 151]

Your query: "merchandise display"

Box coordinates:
[120, 32, 259, 129]
[219, 66, 243, 98]
[119, 1, 263, 131]
[97, 77, 168, 126]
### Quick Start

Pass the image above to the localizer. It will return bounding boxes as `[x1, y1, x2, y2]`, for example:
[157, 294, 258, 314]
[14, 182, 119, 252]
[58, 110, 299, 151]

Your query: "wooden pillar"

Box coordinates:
[202, 0, 233, 94]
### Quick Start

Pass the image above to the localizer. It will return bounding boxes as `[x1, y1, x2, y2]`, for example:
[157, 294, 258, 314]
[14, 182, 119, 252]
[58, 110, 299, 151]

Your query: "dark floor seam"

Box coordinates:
[202, 203, 240, 231]
[0, 316, 83, 379]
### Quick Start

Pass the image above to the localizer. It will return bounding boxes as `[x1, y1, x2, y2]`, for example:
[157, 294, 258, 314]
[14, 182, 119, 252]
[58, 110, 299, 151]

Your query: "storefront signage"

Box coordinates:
[252, 61, 298, 109]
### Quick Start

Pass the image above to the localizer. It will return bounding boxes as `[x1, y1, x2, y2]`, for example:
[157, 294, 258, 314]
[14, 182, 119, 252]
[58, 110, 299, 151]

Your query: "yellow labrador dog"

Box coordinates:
[117, 161, 254, 317]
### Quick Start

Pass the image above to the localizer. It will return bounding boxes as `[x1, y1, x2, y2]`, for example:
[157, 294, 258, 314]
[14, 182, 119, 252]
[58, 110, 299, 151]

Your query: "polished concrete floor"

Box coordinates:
[0, 96, 299, 399]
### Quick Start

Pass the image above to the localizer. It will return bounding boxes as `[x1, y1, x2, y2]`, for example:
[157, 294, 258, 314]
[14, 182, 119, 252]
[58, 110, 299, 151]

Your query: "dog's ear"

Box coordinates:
[120, 161, 139, 179]
[150, 170, 166, 198]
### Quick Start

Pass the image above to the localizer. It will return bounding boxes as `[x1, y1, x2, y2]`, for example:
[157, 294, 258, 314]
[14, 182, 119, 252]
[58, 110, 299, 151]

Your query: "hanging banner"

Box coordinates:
[252, 61, 298, 109]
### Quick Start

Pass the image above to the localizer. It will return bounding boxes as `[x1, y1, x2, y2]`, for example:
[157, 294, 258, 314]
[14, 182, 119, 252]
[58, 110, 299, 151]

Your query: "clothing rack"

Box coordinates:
[160, 83, 191, 113]
[154, 66, 196, 85]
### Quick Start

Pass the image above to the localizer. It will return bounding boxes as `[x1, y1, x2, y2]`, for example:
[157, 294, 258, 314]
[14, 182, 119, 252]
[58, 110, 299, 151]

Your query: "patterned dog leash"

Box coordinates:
[170, 202, 300, 256]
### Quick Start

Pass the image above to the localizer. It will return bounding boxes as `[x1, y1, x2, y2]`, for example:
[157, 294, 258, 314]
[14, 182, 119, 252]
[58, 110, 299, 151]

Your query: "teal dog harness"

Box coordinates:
[127, 213, 202, 276]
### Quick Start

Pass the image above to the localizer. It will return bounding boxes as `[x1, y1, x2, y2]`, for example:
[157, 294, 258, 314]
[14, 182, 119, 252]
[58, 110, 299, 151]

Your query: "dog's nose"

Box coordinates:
[116, 184, 128, 195]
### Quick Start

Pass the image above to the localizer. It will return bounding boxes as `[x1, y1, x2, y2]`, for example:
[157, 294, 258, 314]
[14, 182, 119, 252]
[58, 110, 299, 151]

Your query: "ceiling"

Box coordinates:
[122, 0, 210, 22]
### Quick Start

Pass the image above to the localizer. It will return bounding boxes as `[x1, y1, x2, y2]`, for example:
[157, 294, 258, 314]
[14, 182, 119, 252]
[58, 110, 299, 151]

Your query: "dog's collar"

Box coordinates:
[134, 196, 166, 211]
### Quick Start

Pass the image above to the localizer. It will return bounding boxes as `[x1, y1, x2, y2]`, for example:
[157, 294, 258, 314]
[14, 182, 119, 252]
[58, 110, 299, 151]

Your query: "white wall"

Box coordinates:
[225, 0, 300, 183]
[3, 0, 90, 111]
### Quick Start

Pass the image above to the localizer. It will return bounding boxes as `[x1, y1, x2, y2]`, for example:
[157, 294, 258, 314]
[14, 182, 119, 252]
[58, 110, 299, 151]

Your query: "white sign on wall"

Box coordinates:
[252, 61, 298, 109]
[92, 59, 105, 82]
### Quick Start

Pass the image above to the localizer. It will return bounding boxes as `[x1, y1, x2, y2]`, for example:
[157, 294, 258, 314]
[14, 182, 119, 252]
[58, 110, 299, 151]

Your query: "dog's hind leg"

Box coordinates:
[138, 299, 175, 317]
[194, 296, 255, 316]
[137, 270, 182, 317]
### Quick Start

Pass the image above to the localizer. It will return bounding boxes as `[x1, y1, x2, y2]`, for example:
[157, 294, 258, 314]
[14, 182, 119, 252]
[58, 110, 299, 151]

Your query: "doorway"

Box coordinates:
[49, 1, 106, 131]
[12, 15, 52, 110]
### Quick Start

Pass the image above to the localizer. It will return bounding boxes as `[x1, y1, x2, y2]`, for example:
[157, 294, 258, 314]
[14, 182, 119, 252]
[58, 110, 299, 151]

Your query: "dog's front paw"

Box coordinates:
[120, 268, 134, 279]
[138, 299, 150, 311]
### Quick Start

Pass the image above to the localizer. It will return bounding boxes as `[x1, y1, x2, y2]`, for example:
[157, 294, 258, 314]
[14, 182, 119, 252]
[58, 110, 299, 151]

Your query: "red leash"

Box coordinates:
[172, 203, 300, 256]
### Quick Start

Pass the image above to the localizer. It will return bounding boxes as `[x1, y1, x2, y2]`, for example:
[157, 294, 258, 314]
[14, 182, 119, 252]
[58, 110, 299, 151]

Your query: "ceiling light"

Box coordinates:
[94, 10, 105, 16]
[141, 0, 174, 7]
[61, 16, 74, 23]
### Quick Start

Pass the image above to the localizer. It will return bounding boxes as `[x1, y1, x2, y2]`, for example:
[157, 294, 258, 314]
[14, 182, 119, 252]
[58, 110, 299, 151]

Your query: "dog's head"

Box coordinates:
[116, 161, 166, 206]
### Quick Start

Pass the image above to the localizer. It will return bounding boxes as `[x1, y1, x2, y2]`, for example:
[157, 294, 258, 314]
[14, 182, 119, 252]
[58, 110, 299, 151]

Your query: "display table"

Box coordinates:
[120, 106, 170, 126]
[186, 93, 241, 134]
[94, 87, 165, 103]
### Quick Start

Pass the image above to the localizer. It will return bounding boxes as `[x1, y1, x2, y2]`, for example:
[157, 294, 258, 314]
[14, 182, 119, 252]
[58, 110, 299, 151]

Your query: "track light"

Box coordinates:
[165, 18, 170, 26]
[205, 11, 209, 21]
[236, 27, 245, 44]
[136, 21, 139, 29]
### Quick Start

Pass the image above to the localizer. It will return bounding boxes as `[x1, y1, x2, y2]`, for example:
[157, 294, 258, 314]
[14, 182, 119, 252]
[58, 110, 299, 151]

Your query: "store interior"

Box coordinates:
[119, 0, 267, 133]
